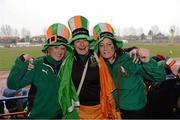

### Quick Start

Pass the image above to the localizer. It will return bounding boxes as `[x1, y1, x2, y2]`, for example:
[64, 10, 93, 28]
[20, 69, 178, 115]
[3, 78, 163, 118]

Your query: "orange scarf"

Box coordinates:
[99, 56, 121, 119]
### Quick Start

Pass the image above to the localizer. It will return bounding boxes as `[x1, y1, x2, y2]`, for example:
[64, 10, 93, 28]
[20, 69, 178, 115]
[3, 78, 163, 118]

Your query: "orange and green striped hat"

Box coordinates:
[42, 23, 72, 53]
[68, 15, 95, 46]
[93, 23, 123, 51]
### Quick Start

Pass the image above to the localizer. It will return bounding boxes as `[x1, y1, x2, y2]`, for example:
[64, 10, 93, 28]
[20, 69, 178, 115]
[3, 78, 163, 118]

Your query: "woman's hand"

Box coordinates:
[23, 54, 34, 70]
[129, 48, 150, 63]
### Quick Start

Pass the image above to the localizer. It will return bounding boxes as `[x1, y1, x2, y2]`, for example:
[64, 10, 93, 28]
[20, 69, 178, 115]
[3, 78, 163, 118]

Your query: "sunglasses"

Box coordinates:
[47, 35, 67, 44]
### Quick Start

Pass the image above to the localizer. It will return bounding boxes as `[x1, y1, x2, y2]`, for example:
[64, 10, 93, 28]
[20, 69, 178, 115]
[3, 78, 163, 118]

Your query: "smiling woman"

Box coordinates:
[62, 15, 120, 119]
[73, 39, 90, 55]
[99, 38, 116, 64]
[93, 22, 166, 119]
[47, 46, 67, 61]
[6, 23, 73, 119]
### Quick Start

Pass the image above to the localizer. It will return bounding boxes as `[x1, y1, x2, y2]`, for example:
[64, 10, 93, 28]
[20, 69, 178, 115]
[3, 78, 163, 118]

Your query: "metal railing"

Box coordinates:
[0, 96, 27, 118]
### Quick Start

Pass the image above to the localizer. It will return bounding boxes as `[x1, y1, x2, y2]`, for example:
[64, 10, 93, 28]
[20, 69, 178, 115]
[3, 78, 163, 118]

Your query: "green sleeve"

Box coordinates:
[7, 57, 34, 90]
[141, 58, 166, 82]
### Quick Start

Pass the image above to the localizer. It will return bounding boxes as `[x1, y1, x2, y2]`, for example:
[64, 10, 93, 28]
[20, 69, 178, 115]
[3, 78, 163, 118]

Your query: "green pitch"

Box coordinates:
[0, 46, 44, 71]
[124, 43, 180, 57]
[0, 43, 180, 71]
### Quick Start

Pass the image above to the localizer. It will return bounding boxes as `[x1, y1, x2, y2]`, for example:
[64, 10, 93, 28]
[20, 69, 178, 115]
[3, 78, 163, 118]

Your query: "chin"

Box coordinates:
[79, 53, 87, 55]
[78, 51, 88, 55]
[102, 54, 109, 58]
[54, 57, 62, 61]
[103, 55, 112, 60]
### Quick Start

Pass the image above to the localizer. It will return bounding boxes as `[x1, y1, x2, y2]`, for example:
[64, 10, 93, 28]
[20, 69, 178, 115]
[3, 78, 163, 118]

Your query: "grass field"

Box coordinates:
[0, 46, 44, 71]
[124, 43, 180, 57]
[0, 43, 180, 71]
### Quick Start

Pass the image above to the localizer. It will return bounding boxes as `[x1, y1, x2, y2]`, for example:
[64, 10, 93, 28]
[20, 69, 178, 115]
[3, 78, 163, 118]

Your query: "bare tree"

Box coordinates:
[21, 27, 31, 42]
[21, 27, 31, 37]
[171, 25, 179, 35]
[0, 25, 13, 36]
[169, 26, 175, 44]
[148, 30, 153, 36]
[151, 25, 159, 35]
[14, 29, 19, 36]
[148, 30, 153, 42]
[140, 33, 146, 40]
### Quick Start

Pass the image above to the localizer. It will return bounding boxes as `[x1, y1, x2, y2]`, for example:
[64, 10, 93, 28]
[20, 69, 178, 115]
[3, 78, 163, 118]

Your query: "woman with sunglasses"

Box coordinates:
[93, 23, 166, 119]
[7, 23, 73, 119]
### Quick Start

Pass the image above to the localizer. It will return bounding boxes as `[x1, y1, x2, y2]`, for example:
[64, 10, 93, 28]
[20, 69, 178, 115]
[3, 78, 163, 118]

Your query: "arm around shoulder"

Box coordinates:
[141, 58, 166, 82]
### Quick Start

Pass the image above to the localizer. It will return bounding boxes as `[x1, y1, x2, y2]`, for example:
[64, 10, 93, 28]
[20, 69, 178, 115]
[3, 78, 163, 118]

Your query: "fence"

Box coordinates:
[0, 96, 27, 118]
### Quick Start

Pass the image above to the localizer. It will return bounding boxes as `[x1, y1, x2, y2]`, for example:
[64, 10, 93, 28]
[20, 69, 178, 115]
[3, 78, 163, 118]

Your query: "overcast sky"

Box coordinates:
[0, 0, 180, 36]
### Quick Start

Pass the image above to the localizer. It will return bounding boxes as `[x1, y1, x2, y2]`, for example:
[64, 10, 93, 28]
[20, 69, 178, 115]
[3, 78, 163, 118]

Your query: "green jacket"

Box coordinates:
[106, 52, 166, 111]
[7, 56, 62, 118]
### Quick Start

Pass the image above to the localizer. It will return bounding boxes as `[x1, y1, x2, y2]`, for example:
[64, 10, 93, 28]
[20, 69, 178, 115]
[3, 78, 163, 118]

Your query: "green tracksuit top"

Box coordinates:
[7, 55, 62, 118]
[106, 52, 166, 111]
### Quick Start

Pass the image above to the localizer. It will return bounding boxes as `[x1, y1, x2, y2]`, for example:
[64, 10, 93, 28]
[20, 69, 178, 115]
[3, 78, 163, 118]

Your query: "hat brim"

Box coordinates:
[68, 34, 94, 44]
[42, 42, 73, 53]
[94, 36, 123, 52]
[68, 34, 96, 49]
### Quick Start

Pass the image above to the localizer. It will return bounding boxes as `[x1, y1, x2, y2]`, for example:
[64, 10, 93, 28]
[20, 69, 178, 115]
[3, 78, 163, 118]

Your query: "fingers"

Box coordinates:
[129, 49, 137, 58]
[129, 50, 133, 58]
[27, 62, 34, 70]
[29, 58, 34, 64]
[23, 54, 35, 70]
[130, 48, 141, 64]
[27, 58, 34, 70]
[23, 54, 31, 62]
[134, 57, 141, 64]
[129, 48, 150, 63]
[129, 49, 137, 63]
[130, 48, 150, 63]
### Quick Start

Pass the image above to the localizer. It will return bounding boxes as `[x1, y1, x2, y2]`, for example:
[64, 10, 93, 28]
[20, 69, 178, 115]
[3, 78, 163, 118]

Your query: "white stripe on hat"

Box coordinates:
[68, 17, 75, 32]
[99, 23, 108, 33]
[58, 24, 65, 36]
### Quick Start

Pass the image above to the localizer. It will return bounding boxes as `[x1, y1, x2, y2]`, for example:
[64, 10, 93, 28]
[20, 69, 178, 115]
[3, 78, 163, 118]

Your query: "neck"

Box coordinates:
[107, 52, 116, 64]
[46, 55, 61, 65]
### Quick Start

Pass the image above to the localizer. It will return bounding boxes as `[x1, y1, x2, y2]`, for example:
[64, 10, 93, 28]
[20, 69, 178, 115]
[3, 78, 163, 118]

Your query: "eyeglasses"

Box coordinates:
[47, 35, 67, 44]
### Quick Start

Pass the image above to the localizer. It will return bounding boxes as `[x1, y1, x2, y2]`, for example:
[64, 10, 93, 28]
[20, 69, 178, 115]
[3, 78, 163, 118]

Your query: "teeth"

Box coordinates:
[104, 52, 109, 54]
[79, 48, 85, 50]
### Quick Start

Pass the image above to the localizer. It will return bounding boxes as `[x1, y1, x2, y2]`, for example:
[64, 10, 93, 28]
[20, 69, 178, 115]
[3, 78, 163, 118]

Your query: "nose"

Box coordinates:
[80, 41, 85, 46]
[103, 45, 108, 51]
[57, 47, 63, 53]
